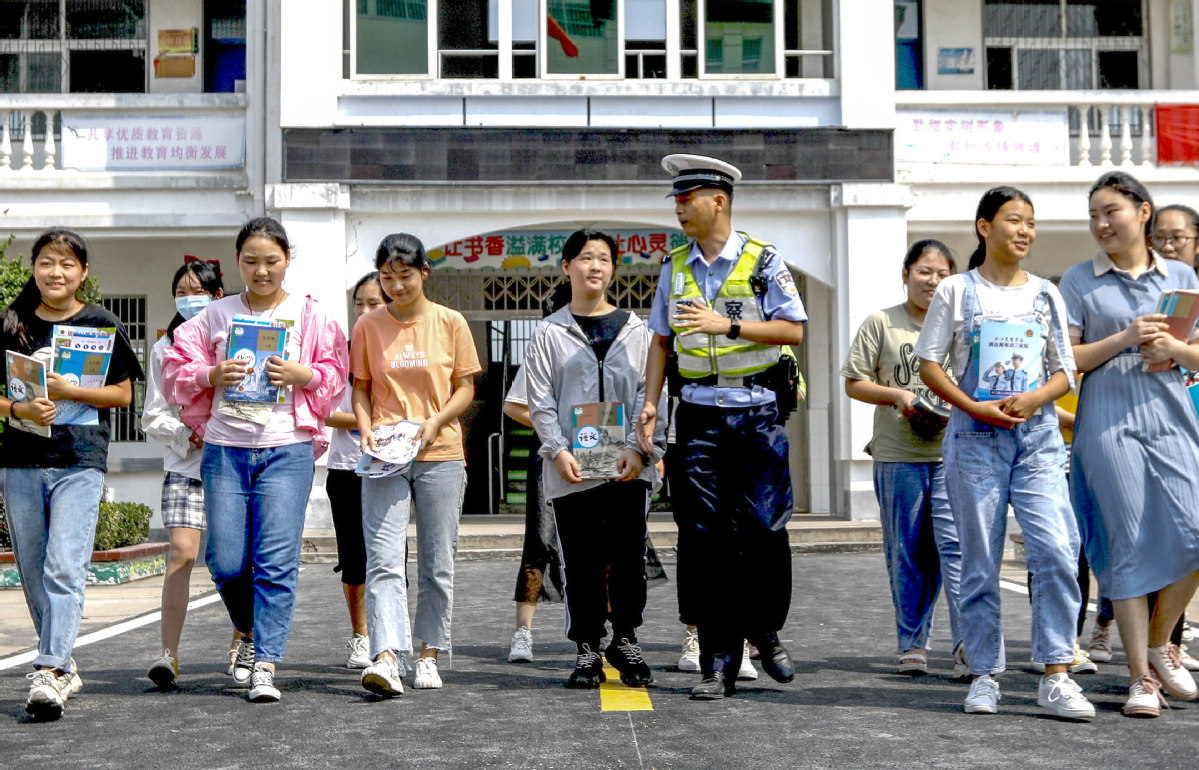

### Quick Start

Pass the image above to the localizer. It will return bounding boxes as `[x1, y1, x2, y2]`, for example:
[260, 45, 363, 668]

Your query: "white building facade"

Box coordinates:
[4, 1, 1199, 526]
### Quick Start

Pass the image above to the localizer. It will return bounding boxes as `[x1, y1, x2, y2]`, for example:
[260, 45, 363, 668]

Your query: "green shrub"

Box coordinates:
[0, 497, 151, 552]
[92, 501, 152, 551]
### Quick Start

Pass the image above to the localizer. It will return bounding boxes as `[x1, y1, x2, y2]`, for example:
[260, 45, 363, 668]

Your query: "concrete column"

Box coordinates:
[829, 183, 912, 520]
[836, 0, 896, 129]
[266, 182, 353, 334]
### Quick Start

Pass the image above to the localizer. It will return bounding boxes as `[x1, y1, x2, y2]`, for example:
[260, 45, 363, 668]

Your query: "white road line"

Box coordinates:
[1000, 578, 1099, 614]
[627, 712, 645, 770]
[0, 592, 224, 672]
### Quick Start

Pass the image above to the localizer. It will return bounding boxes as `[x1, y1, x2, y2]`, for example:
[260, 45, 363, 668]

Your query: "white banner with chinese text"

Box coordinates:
[896, 109, 1070, 166]
[61, 113, 246, 171]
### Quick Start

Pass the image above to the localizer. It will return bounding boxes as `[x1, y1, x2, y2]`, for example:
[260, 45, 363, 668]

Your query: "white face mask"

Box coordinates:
[175, 294, 211, 320]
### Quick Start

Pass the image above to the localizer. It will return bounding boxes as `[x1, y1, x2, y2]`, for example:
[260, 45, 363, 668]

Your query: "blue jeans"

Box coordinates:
[362, 460, 466, 668]
[873, 461, 963, 654]
[201, 442, 314, 664]
[4, 467, 105, 673]
[943, 410, 1080, 675]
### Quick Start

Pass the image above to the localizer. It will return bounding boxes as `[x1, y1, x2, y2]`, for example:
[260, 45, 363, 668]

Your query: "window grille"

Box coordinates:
[99, 294, 146, 442]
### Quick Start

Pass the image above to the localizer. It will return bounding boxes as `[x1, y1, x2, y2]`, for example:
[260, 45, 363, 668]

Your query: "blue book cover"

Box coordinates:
[51, 325, 115, 425]
[224, 318, 288, 403]
[974, 320, 1043, 401]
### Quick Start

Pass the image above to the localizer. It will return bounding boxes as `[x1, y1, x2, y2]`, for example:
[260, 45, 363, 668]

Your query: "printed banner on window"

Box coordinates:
[429, 229, 686, 269]
[61, 112, 246, 171]
[896, 109, 1070, 166]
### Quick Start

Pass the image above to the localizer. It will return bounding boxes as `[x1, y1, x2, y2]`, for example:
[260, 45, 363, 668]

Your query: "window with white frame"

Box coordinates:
[0, 0, 148, 93]
[349, 0, 831, 79]
[983, 0, 1145, 90]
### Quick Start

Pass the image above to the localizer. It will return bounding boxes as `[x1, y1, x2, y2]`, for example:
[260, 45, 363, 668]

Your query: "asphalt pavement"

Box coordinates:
[2, 552, 1197, 770]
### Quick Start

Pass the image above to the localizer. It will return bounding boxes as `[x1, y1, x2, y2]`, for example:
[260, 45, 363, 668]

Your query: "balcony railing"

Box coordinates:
[897, 90, 1199, 168]
[0, 93, 248, 174]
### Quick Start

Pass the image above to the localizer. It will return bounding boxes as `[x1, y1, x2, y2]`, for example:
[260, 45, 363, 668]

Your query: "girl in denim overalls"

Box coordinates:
[916, 187, 1094, 721]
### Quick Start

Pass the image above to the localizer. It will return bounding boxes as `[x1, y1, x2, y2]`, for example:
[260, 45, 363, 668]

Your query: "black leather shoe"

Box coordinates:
[606, 637, 655, 687]
[690, 671, 736, 700]
[751, 635, 795, 683]
[566, 643, 606, 689]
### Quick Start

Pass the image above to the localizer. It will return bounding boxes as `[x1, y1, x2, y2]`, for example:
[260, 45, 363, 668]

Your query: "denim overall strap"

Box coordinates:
[958, 272, 982, 396]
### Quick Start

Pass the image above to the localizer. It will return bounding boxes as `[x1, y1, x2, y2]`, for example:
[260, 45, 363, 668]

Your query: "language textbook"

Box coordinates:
[973, 320, 1043, 401]
[51, 324, 115, 425]
[571, 402, 625, 480]
[5, 350, 50, 437]
[224, 316, 289, 403]
[1146, 289, 1199, 372]
[356, 423, 423, 479]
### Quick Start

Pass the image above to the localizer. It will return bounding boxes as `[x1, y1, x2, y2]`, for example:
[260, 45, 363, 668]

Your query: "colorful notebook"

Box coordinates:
[51, 324, 115, 425]
[1146, 289, 1199, 372]
[5, 350, 51, 437]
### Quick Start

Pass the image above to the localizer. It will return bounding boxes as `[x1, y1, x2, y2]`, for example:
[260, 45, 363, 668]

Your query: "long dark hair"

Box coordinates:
[375, 233, 430, 271]
[903, 239, 957, 274]
[2, 228, 90, 349]
[166, 259, 225, 343]
[236, 216, 292, 257]
[1089, 170, 1155, 245]
[968, 186, 1034, 270]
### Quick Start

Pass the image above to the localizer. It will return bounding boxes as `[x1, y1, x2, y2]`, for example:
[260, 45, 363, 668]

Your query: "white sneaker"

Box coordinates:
[508, 626, 533, 663]
[412, 656, 443, 689]
[1037, 673, 1095, 721]
[1068, 646, 1098, 675]
[147, 649, 179, 688]
[1182, 620, 1195, 644]
[361, 656, 404, 698]
[1087, 624, 1113, 663]
[964, 674, 1000, 714]
[247, 663, 280, 703]
[737, 640, 758, 681]
[1123, 674, 1166, 718]
[232, 638, 255, 685]
[1180, 644, 1199, 673]
[61, 659, 83, 699]
[1146, 643, 1198, 700]
[346, 634, 371, 669]
[25, 670, 66, 718]
[678, 628, 700, 672]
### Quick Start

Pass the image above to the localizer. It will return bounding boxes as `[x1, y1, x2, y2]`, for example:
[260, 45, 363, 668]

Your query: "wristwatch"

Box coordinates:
[727, 319, 741, 340]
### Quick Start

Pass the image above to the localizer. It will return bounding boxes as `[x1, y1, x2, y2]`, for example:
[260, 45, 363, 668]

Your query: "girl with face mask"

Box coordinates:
[143, 258, 239, 688]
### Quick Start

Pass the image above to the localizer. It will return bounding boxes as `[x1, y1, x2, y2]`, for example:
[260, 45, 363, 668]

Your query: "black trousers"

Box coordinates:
[553, 479, 651, 644]
[673, 400, 793, 672]
[326, 468, 366, 586]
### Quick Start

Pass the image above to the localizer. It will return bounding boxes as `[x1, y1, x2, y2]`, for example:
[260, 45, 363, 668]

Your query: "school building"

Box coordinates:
[1, 0, 1198, 527]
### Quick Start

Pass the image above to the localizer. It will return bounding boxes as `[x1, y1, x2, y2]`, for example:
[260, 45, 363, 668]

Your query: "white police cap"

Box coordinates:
[662, 154, 742, 197]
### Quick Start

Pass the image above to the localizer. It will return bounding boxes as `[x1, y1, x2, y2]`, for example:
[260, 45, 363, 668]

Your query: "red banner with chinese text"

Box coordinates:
[1156, 105, 1199, 166]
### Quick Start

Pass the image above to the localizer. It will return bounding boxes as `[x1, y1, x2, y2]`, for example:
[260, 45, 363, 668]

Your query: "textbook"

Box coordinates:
[354, 453, 407, 479]
[51, 324, 115, 426]
[973, 320, 1043, 401]
[1146, 289, 1199, 372]
[224, 316, 289, 403]
[5, 350, 50, 437]
[364, 421, 422, 467]
[571, 401, 626, 480]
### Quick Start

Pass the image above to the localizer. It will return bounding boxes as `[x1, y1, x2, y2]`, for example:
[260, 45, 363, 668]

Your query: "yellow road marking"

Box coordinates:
[599, 664, 654, 711]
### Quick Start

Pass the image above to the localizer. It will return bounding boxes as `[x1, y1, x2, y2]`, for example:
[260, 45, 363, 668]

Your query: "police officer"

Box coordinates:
[638, 154, 806, 700]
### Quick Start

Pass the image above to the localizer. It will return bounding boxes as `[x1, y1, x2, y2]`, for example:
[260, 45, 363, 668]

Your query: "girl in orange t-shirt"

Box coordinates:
[351, 233, 481, 697]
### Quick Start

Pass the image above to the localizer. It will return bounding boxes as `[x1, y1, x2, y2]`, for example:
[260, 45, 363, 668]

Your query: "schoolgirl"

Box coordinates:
[1, 228, 143, 718]
[1060, 172, 1199, 717]
[353, 233, 481, 697]
[522, 228, 665, 689]
[323, 271, 388, 669]
[143, 257, 242, 687]
[841, 239, 964, 676]
[916, 187, 1094, 720]
[163, 217, 348, 703]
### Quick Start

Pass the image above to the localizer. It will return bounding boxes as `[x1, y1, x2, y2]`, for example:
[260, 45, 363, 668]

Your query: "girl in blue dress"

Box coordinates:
[1059, 171, 1199, 718]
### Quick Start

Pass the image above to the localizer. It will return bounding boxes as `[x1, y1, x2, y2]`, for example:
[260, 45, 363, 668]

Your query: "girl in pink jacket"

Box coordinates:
[163, 217, 348, 703]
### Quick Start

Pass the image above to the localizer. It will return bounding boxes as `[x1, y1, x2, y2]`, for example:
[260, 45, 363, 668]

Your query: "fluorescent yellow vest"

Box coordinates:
[668, 235, 781, 379]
